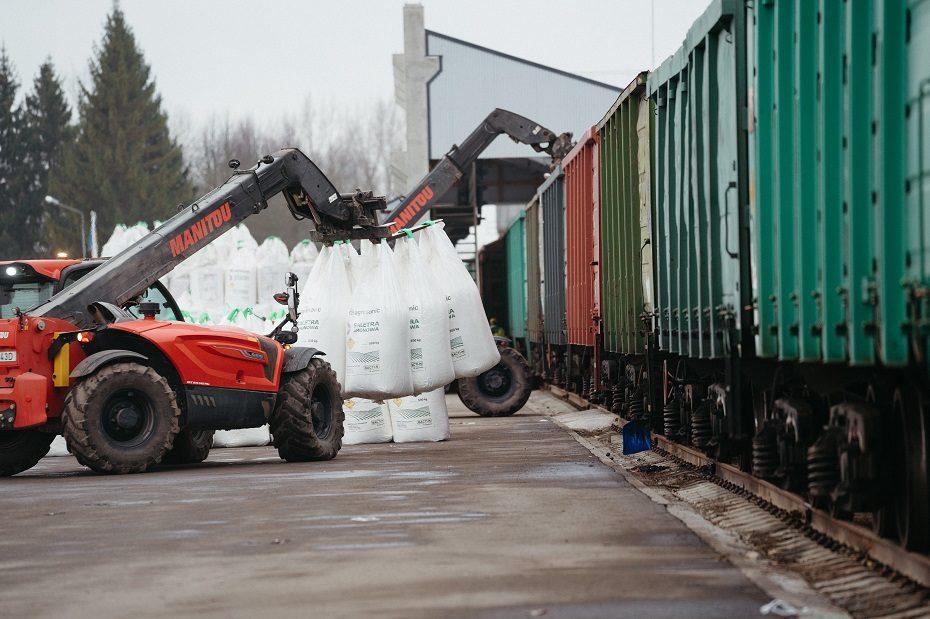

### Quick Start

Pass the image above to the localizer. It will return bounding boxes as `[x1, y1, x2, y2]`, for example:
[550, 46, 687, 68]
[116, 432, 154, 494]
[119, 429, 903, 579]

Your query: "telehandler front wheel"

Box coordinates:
[161, 429, 214, 465]
[270, 359, 344, 462]
[62, 362, 181, 474]
[0, 429, 55, 476]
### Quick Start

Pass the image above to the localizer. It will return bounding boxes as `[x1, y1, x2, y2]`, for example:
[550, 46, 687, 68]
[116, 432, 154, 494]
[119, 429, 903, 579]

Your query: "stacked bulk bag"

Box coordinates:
[256, 236, 290, 304]
[419, 222, 500, 378]
[289, 239, 319, 287]
[225, 241, 258, 308]
[100, 224, 128, 257]
[213, 426, 271, 448]
[100, 222, 149, 257]
[166, 260, 193, 301]
[342, 397, 393, 444]
[343, 240, 414, 399]
[296, 245, 353, 382]
[393, 234, 455, 392]
[388, 389, 450, 443]
[189, 244, 225, 310]
[223, 307, 269, 334]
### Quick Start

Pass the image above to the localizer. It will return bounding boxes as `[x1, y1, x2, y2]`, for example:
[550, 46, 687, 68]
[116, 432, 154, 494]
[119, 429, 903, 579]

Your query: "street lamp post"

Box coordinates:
[44, 195, 86, 259]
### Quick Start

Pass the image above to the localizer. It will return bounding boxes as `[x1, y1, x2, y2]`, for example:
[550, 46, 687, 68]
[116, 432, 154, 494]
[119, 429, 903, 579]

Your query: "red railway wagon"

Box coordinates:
[561, 128, 600, 393]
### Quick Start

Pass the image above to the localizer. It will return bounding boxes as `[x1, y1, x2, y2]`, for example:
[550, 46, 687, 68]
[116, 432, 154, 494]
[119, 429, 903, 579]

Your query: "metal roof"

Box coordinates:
[425, 31, 620, 160]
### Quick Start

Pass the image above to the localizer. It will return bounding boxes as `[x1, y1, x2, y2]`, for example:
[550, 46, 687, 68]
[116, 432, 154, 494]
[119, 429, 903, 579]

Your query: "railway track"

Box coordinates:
[547, 386, 930, 617]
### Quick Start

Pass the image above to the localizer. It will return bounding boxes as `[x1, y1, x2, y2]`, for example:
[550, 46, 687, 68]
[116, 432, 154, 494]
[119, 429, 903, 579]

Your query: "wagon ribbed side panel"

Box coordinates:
[540, 168, 566, 346]
[525, 198, 543, 346]
[563, 129, 598, 348]
[505, 212, 527, 342]
[648, 0, 742, 360]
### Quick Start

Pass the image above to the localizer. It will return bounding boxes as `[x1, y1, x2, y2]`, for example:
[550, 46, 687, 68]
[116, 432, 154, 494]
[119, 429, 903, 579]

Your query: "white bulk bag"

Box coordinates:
[100, 224, 128, 257]
[256, 236, 291, 304]
[343, 240, 414, 399]
[338, 241, 363, 293]
[187, 242, 224, 308]
[225, 243, 257, 307]
[393, 235, 455, 392]
[342, 397, 392, 444]
[289, 239, 319, 287]
[236, 224, 258, 250]
[166, 261, 192, 300]
[296, 246, 352, 384]
[46, 435, 70, 457]
[223, 307, 268, 335]
[388, 389, 450, 443]
[190, 269, 224, 309]
[213, 426, 271, 448]
[101, 221, 149, 257]
[419, 223, 500, 378]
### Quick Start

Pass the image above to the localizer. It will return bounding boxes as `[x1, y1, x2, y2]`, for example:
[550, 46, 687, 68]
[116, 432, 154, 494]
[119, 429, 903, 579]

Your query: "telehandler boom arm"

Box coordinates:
[385, 109, 573, 231]
[32, 149, 388, 328]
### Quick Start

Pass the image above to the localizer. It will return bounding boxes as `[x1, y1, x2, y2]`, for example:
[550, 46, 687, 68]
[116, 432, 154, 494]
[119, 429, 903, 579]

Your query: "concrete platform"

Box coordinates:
[0, 392, 770, 618]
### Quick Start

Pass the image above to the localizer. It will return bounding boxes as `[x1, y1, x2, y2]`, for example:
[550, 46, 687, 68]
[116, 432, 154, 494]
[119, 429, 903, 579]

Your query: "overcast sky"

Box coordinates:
[2, 0, 711, 130]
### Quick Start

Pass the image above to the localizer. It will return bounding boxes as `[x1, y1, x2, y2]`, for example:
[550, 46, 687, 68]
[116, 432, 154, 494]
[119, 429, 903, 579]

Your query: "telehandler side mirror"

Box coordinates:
[284, 272, 299, 324]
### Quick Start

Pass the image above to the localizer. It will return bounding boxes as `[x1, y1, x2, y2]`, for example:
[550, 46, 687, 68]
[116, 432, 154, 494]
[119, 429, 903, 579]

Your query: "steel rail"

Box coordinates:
[545, 385, 930, 589]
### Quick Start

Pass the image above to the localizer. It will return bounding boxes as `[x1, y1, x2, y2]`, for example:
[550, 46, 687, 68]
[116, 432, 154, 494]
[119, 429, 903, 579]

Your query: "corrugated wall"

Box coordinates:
[539, 167, 567, 346]
[596, 74, 653, 354]
[526, 197, 544, 344]
[748, 0, 922, 367]
[506, 212, 527, 342]
[648, 0, 743, 360]
[562, 128, 599, 348]
[425, 31, 620, 160]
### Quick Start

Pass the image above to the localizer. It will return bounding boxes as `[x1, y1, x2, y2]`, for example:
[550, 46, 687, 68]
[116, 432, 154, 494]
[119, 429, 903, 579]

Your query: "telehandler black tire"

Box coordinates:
[0, 429, 55, 476]
[62, 362, 181, 474]
[457, 347, 533, 417]
[270, 358, 343, 462]
[161, 429, 214, 465]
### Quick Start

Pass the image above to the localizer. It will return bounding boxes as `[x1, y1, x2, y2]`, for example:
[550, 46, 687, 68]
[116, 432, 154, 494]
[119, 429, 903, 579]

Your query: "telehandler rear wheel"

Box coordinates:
[270, 358, 344, 462]
[161, 429, 214, 465]
[62, 362, 181, 474]
[0, 430, 55, 476]
[457, 347, 533, 417]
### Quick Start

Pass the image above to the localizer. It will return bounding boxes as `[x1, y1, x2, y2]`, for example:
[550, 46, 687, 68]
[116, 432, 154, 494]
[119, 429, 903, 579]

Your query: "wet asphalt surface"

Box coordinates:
[0, 392, 768, 618]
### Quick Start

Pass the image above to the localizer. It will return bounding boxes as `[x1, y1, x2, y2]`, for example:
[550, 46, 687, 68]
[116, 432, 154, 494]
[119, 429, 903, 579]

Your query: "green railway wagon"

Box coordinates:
[744, 0, 930, 550]
[647, 0, 751, 363]
[640, 0, 930, 551]
[526, 197, 544, 346]
[596, 73, 655, 356]
[750, 0, 928, 369]
[505, 211, 528, 357]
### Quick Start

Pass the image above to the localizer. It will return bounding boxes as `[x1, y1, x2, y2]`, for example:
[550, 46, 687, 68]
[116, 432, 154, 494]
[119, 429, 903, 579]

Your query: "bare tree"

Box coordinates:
[188, 97, 403, 199]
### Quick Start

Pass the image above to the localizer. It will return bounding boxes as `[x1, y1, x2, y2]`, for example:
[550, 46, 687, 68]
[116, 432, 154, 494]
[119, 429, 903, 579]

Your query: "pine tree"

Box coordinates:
[54, 6, 192, 241]
[25, 61, 76, 257]
[0, 49, 43, 259]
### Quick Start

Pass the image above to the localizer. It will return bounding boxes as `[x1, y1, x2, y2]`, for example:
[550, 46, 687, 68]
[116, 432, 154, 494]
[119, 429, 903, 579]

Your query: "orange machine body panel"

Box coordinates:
[0, 315, 88, 428]
[108, 320, 284, 393]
